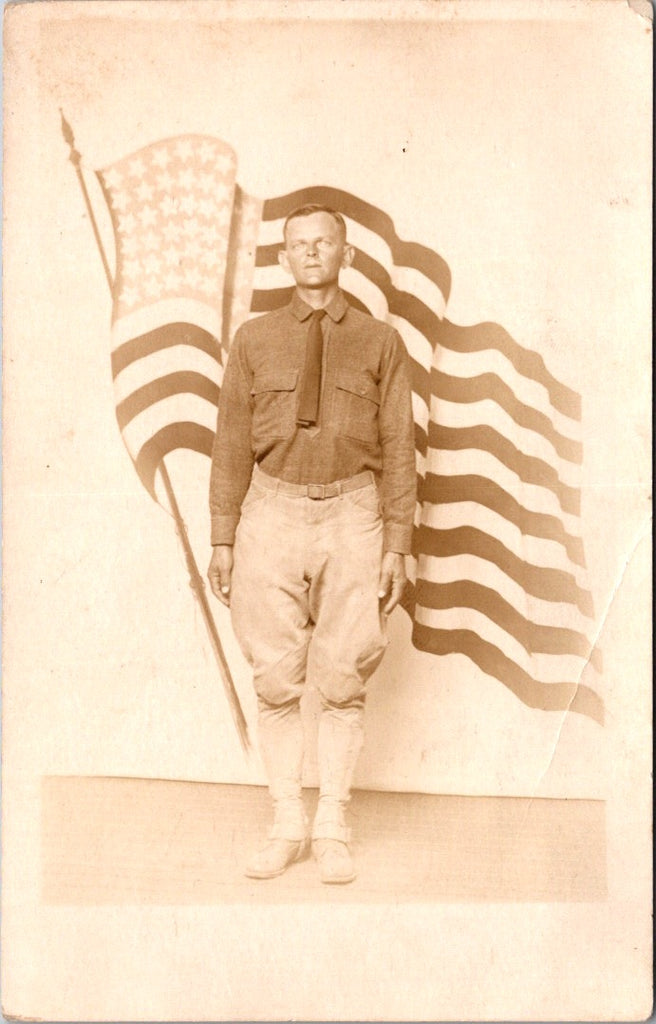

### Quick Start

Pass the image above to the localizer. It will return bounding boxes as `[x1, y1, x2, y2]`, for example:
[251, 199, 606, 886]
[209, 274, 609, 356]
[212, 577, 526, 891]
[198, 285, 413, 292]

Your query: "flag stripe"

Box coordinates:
[434, 320, 581, 420]
[134, 422, 216, 500]
[422, 474, 585, 565]
[415, 579, 600, 665]
[416, 553, 592, 632]
[113, 345, 222, 406]
[410, 624, 604, 724]
[431, 370, 582, 463]
[414, 605, 593, 685]
[421, 501, 588, 584]
[111, 323, 221, 378]
[429, 450, 581, 537]
[116, 371, 220, 432]
[435, 345, 581, 438]
[432, 398, 582, 487]
[120, 392, 218, 465]
[414, 525, 593, 614]
[431, 426, 581, 516]
[414, 423, 428, 460]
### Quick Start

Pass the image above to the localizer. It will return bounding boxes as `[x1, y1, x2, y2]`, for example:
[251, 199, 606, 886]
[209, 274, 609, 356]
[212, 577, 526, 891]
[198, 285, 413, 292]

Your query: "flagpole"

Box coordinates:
[60, 110, 113, 291]
[61, 111, 251, 753]
[158, 462, 251, 752]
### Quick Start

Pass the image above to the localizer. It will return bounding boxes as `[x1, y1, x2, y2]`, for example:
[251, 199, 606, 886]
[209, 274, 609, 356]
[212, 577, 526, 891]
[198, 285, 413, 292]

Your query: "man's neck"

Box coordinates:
[295, 284, 339, 309]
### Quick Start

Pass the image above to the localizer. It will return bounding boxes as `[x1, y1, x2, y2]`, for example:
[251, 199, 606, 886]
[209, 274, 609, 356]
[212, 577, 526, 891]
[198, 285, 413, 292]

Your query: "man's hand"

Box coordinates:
[208, 545, 234, 606]
[377, 551, 407, 615]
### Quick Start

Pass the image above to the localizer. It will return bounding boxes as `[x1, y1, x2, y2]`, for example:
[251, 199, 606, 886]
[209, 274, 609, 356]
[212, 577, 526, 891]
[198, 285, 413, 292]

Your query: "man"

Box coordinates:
[208, 204, 416, 884]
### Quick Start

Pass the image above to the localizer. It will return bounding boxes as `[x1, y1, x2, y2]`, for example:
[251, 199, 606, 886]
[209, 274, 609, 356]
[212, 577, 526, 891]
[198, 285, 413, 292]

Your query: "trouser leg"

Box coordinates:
[231, 484, 312, 841]
[313, 702, 365, 841]
[307, 485, 388, 841]
[257, 696, 307, 840]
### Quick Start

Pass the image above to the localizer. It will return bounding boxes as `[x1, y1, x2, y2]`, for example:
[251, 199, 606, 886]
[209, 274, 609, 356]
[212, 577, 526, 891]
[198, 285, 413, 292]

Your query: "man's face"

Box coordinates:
[278, 211, 354, 289]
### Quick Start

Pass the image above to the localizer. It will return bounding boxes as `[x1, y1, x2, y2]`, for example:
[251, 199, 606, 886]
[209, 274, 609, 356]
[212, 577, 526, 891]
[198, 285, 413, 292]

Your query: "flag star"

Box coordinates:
[198, 172, 217, 194]
[141, 229, 159, 252]
[156, 171, 177, 195]
[158, 194, 179, 220]
[152, 145, 173, 169]
[198, 140, 219, 163]
[185, 238, 204, 262]
[216, 203, 232, 228]
[102, 167, 123, 190]
[162, 220, 182, 243]
[120, 286, 141, 309]
[118, 211, 138, 237]
[143, 275, 163, 298]
[197, 196, 217, 219]
[128, 156, 147, 179]
[108, 189, 132, 214]
[120, 234, 141, 259]
[184, 265, 202, 289]
[214, 235, 229, 259]
[139, 205, 158, 228]
[121, 257, 143, 282]
[143, 253, 163, 276]
[181, 215, 202, 238]
[175, 138, 194, 161]
[214, 153, 234, 175]
[163, 268, 183, 290]
[163, 247, 182, 267]
[178, 193, 198, 217]
[197, 273, 218, 298]
[136, 179, 156, 203]
[200, 249, 220, 269]
[199, 223, 221, 245]
[177, 167, 196, 191]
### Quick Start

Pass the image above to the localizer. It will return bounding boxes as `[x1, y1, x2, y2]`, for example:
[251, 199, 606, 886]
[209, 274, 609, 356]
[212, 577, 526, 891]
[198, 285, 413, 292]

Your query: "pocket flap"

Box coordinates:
[251, 369, 299, 396]
[335, 373, 380, 405]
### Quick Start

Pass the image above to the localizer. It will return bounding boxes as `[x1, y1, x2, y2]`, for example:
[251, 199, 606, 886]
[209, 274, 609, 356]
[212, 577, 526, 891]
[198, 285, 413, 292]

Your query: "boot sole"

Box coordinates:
[244, 843, 309, 880]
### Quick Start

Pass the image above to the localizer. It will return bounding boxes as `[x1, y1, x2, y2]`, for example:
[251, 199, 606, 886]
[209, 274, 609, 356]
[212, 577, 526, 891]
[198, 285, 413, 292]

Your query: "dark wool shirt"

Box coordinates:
[209, 289, 417, 553]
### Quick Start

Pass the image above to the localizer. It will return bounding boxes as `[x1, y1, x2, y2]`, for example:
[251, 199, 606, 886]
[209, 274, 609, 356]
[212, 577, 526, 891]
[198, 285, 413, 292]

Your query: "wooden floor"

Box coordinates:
[41, 776, 606, 904]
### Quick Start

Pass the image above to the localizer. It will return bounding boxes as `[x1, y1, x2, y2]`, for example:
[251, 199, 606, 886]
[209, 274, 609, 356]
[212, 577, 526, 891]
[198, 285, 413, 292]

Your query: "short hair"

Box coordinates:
[282, 204, 347, 242]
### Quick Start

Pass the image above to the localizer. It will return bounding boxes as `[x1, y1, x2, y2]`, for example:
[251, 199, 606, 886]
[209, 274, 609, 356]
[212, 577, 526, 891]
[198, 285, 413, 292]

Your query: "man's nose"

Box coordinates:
[305, 241, 318, 256]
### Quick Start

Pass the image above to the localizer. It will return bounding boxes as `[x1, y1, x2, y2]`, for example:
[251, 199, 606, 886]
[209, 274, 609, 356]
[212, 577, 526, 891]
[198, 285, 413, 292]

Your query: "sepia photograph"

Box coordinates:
[1, 1, 652, 1020]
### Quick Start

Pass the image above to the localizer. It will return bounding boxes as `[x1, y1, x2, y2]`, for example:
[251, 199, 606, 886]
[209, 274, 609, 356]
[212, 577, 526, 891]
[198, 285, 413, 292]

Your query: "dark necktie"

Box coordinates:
[296, 309, 326, 426]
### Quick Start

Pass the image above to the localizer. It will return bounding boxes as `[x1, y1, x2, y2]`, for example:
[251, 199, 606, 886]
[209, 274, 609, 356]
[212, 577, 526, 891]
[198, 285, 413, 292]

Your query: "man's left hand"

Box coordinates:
[377, 551, 407, 615]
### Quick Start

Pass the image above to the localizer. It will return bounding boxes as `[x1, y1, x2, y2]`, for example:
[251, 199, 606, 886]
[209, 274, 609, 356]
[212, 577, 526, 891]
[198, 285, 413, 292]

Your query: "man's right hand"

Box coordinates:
[208, 545, 234, 606]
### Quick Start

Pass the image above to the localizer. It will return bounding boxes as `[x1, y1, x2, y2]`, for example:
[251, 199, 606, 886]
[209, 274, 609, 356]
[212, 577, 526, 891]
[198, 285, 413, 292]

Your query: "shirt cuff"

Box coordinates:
[211, 515, 240, 547]
[383, 522, 413, 555]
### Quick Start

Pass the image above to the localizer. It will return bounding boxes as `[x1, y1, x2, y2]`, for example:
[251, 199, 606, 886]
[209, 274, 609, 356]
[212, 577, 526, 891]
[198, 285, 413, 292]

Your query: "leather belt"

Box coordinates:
[253, 467, 375, 500]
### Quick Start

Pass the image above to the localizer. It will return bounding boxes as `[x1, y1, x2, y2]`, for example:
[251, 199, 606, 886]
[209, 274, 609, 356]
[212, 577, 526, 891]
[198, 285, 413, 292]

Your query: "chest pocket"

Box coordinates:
[251, 369, 299, 440]
[334, 372, 380, 445]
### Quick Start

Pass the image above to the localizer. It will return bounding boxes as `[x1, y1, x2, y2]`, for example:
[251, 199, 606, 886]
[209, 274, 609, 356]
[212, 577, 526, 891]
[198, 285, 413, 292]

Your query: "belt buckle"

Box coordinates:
[307, 483, 325, 500]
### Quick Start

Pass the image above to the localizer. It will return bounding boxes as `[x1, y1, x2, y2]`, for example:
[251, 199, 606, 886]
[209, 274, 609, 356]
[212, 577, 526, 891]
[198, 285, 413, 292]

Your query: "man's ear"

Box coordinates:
[278, 249, 292, 275]
[341, 244, 355, 269]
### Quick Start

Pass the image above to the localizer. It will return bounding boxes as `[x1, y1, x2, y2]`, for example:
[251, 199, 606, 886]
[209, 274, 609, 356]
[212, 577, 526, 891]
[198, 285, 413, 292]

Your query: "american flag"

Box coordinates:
[97, 136, 603, 726]
[97, 135, 262, 500]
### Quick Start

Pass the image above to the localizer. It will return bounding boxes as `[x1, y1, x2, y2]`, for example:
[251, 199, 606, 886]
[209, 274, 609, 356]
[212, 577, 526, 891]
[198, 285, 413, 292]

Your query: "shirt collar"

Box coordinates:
[289, 289, 348, 324]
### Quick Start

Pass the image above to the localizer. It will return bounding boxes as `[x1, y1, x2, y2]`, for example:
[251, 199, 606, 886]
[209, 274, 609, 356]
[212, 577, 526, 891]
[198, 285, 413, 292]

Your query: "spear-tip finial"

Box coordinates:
[60, 109, 80, 165]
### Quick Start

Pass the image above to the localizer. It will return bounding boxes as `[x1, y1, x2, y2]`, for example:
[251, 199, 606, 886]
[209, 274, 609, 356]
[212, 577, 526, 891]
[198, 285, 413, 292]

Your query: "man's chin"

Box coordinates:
[299, 275, 335, 288]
